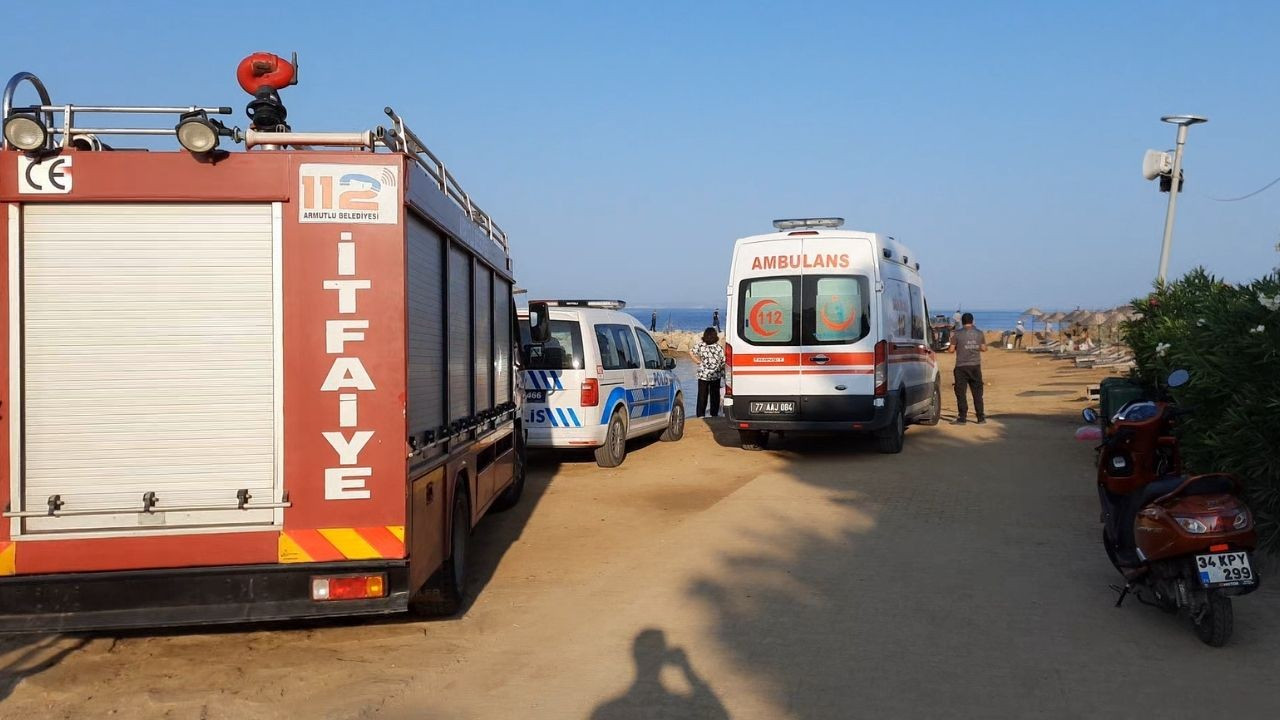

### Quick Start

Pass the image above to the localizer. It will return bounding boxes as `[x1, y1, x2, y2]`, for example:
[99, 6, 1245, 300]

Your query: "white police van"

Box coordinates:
[518, 300, 684, 467]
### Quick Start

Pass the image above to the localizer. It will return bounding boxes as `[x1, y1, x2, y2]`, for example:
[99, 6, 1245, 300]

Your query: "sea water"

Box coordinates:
[626, 307, 1040, 333]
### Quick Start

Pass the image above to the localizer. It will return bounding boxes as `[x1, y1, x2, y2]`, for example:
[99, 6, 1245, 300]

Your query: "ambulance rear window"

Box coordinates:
[805, 275, 871, 344]
[519, 319, 584, 370]
[739, 277, 796, 345]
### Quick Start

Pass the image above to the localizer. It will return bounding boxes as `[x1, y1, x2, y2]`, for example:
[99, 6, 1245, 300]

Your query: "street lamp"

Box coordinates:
[1148, 114, 1208, 284]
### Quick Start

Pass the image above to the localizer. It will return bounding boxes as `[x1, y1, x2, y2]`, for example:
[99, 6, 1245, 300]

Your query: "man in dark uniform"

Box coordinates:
[949, 312, 987, 424]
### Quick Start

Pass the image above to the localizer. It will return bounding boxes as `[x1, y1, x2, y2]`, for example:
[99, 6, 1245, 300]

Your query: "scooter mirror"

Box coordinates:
[1168, 369, 1190, 388]
[1082, 408, 1098, 424]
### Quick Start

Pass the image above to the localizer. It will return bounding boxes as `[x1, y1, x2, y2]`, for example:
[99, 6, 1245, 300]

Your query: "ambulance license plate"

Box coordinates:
[1195, 552, 1255, 587]
[750, 401, 795, 414]
[525, 390, 546, 403]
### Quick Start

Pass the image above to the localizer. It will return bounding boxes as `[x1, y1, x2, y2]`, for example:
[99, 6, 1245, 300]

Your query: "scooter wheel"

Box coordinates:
[1193, 592, 1233, 647]
[1101, 529, 1121, 571]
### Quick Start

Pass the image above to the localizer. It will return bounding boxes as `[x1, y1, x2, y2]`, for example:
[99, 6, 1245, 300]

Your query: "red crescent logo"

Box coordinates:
[749, 299, 780, 338]
[819, 298, 855, 332]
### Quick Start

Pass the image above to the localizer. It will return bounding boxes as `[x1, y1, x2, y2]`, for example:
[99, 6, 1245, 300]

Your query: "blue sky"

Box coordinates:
[6, 1, 1278, 309]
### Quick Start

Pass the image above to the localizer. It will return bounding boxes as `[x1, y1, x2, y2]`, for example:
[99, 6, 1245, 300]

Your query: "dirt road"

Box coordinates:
[3, 350, 1278, 719]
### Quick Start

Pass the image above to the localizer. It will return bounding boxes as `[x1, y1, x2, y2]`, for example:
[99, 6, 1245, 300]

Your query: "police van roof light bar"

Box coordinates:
[773, 217, 845, 230]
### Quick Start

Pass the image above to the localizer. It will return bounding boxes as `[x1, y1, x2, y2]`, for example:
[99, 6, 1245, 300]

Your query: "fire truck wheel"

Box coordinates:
[660, 395, 685, 442]
[411, 484, 470, 617]
[595, 411, 628, 467]
[490, 427, 527, 513]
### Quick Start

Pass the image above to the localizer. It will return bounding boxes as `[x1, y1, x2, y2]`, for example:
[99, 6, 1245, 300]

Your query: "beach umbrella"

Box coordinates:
[1022, 307, 1045, 318]
[1087, 312, 1109, 326]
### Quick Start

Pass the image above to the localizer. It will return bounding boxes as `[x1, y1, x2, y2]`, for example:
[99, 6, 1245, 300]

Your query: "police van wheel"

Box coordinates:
[660, 396, 685, 442]
[877, 404, 905, 454]
[410, 483, 469, 617]
[918, 382, 942, 426]
[739, 429, 767, 451]
[595, 412, 628, 468]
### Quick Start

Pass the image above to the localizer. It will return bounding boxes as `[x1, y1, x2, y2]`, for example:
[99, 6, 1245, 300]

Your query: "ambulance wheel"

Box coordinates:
[739, 429, 767, 451]
[595, 411, 628, 467]
[877, 403, 905, 454]
[660, 396, 685, 442]
[918, 382, 942, 426]
[490, 425, 526, 513]
[410, 483, 469, 617]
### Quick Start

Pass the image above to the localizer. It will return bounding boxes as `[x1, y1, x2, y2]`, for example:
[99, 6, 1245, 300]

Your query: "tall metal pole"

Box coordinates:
[1157, 124, 1189, 284]
[1155, 115, 1207, 284]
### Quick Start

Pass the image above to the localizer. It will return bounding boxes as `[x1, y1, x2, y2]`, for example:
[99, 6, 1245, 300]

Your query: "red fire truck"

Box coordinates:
[0, 53, 525, 631]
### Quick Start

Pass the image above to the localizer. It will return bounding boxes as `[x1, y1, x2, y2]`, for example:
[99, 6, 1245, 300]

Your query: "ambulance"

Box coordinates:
[518, 300, 684, 467]
[724, 218, 941, 453]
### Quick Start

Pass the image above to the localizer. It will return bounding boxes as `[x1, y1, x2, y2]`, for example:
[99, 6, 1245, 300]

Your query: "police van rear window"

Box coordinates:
[519, 319, 585, 370]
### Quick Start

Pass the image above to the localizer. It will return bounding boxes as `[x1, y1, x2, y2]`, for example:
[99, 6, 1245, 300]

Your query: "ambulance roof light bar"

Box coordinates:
[536, 299, 628, 310]
[772, 217, 845, 230]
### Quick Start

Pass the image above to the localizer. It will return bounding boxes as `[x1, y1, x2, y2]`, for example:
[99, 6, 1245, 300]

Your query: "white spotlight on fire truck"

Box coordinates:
[3, 112, 47, 151]
[175, 110, 240, 154]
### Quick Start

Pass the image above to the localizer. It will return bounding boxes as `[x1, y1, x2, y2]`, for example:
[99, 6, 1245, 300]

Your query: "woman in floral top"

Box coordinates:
[689, 327, 726, 417]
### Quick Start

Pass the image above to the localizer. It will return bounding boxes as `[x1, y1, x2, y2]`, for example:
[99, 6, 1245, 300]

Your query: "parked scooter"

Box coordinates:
[1082, 369, 1259, 646]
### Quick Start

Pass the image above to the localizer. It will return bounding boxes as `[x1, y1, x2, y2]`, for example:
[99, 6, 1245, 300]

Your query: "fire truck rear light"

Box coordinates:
[311, 573, 386, 601]
[1209, 543, 1230, 553]
[581, 378, 599, 407]
[4, 113, 48, 151]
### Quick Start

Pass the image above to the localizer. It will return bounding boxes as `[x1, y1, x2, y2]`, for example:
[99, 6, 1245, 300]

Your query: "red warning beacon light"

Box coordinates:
[236, 52, 298, 132]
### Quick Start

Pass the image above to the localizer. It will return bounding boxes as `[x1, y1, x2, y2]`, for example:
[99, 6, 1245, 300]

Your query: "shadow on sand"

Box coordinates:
[590, 628, 729, 720]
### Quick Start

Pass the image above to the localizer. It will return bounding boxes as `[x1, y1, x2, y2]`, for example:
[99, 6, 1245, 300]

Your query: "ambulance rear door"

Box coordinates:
[797, 234, 878, 420]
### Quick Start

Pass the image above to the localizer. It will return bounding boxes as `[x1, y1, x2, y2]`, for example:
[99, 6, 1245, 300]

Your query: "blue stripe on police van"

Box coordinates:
[547, 408, 558, 427]
[555, 408, 570, 427]
[528, 372, 542, 391]
[549, 371, 564, 390]
[567, 408, 581, 427]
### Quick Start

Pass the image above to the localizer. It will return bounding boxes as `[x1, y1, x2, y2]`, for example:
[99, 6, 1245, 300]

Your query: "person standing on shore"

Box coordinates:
[711, 309, 720, 332]
[650, 309, 658, 332]
[689, 327, 725, 418]
[1014, 320, 1025, 349]
[949, 312, 987, 424]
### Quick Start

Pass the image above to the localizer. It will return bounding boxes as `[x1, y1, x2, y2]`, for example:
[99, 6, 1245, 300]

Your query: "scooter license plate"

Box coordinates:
[1195, 552, 1255, 587]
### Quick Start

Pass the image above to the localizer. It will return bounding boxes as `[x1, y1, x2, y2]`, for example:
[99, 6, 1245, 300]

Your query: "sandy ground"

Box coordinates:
[2, 349, 1278, 719]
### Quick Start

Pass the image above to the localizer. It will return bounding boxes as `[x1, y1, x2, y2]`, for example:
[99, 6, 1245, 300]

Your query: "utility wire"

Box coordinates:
[1206, 174, 1280, 202]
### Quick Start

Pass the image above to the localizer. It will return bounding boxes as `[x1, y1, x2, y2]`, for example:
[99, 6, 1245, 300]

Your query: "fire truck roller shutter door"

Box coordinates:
[407, 217, 446, 440]
[447, 245, 472, 423]
[474, 264, 493, 413]
[17, 204, 279, 533]
[493, 277, 513, 405]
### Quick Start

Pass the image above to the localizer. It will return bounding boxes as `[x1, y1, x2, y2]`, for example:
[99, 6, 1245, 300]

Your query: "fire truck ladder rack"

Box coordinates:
[3, 489, 292, 518]
[383, 106, 509, 251]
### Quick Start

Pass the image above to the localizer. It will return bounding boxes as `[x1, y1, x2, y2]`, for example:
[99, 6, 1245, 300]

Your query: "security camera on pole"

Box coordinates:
[1143, 115, 1207, 284]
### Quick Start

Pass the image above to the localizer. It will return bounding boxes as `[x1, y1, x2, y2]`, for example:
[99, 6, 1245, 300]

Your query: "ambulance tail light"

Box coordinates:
[311, 573, 386, 602]
[724, 344, 733, 397]
[874, 340, 888, 396]
[581, 378, 599, 407]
